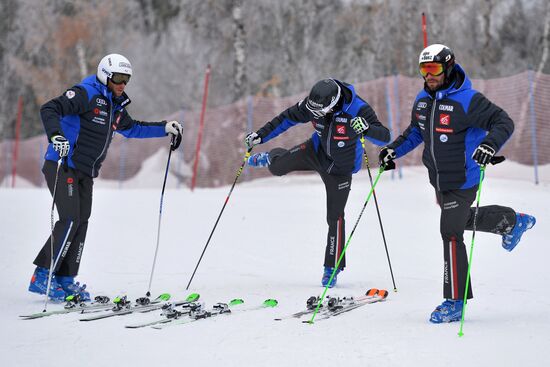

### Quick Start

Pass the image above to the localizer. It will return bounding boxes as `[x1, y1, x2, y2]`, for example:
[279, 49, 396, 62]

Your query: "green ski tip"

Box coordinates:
[186, 293, 200, 302]
[229, 298, 245, 306]
[113, 296, 122, 304]
[156, 293, 171, 301]
[65, 295, 75, 302]
[263, 299, 278, 308]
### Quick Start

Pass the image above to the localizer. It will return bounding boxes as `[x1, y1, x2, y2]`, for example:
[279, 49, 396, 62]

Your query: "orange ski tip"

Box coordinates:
[366, 288, 379, 296]
[377, 290, 389, 299]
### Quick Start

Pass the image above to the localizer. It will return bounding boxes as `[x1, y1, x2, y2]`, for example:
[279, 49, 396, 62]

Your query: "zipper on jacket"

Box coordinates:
[429, 99, 440, 191]
[326, 118, 333, 158]
[92, 102, 113, 176]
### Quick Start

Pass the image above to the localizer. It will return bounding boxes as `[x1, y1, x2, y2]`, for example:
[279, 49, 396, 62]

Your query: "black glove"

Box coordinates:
[245, 132, 262, 150]
[379, 147, 396, 170]
[472, 143, 495, 166]
[50, 134, 70, 158]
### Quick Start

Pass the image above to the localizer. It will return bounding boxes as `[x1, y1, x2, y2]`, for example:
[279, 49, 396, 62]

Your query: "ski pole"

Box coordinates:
[458, 166, 485, 337]
[306, 164, 386, 324]
[146, 136, 176, 297]
[43, 158, 63, 312]
[185, 148, 253, 290]
[360, 136, 397, 291]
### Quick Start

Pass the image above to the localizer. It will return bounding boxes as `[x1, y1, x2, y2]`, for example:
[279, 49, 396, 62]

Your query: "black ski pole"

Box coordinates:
[185, 148, 253, 290]
[146, 136, 176, 297]
[360, 136, 397, 291]
[43, 158, 63, 312]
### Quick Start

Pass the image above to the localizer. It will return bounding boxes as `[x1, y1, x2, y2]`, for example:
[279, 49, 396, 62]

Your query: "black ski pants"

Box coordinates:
[34, 160, 93, 277]
[436, 187, 516, 300]
[268, 139, 351, 270]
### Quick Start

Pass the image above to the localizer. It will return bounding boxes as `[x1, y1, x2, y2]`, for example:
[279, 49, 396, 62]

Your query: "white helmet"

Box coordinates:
[96, 53, 132, 85]
[418, 44, 455, 78]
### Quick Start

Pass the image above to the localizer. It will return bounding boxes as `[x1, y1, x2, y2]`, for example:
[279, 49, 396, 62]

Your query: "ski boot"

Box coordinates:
[247, 152, 271, 167]
[55, 275, 91, 302]
[502, 213, 536, 252]
[321, 267, 341, 288]
[429, 299, 464, 323]
[28, 267, 66, 301]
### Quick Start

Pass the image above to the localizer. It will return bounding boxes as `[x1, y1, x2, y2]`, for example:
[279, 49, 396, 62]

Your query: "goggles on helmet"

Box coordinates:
[110, 73, 131, 85]
[305, 84, 341, 118]
[419, 62, 444, 77]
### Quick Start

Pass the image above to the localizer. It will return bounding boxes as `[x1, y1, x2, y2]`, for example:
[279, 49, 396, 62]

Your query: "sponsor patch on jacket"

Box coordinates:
[333, 136, 350, 141]
[65, 90, 75, 99]
[440, 113, 450, 125]
[435, 127, 454, 133]
[439, 104, 454, 112]
[335, 117, 348, 123]
[92, 116, 106, 125]
[416, 101, 427, 110]
[336, 125, 346, 134]
[415, 113, 426, 121]
[96, 98, 107, 106]
[440, 134, 448, 142]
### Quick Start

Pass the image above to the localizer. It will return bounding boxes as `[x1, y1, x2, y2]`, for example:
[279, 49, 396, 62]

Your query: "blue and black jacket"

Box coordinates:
[387, 64, 514, 191]
[41, 75, 168, 177]
[257, 80, 390, 175]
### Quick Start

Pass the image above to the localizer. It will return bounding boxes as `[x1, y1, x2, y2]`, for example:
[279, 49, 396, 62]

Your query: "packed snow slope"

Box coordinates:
[1, 162, 549, 367]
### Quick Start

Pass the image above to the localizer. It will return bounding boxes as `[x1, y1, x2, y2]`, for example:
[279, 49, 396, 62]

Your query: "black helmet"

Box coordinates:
[418, 44, 455, 79]
[305, 79, 341, 118]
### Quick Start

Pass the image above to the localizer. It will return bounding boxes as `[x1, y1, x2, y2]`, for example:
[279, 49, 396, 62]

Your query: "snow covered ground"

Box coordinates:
[1, 162, 549, 367]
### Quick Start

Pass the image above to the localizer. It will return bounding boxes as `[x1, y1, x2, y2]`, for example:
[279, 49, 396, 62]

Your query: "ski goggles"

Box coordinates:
[419, 62, 444, 77]
[110, 73, 131, 85]
[305, 84, 342, 118]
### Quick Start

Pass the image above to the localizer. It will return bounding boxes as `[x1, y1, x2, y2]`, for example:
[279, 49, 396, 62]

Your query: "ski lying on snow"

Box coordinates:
[79, 293, 198, 321]
[20, 295, 114, 320]
[150, 298, 278, 330]
[315, 289, 388, 321]
[274, 288, 387, 322]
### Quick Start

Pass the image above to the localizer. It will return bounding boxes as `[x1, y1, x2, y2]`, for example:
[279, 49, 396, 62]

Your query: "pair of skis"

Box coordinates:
[126, 298, 279, 329]
[274, 288, 388, 322]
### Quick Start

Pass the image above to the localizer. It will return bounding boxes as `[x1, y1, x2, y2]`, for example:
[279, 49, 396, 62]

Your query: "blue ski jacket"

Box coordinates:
[387, 64, 514, 191]
[41, 75, 168, 177]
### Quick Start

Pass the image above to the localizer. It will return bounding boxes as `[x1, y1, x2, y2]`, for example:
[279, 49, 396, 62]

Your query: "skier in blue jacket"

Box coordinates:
[245, 79, 390, 287]
[380, 44, 536, 323]
[29, 54, 183, 301]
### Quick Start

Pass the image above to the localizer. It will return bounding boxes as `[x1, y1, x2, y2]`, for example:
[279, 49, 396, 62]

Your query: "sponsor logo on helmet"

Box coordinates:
[65, 90, 75, 99]
[307, 99, 323, 109]
[439, 105, 454, 112]
[101, 67, 112, 77]
[440, 113, 450, 125]
[119, 62, 131, 69]
[420, 52, 433, 62]
[439, 134, 448, 142]
[108, 57, 112, 66]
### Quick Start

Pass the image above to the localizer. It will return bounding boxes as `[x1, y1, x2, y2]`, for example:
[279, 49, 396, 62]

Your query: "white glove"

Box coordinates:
[165, 120, 183, 137]
[51, 135, 70, 158]
[245, 132, 262, 149]
[350, 117, 369, 135]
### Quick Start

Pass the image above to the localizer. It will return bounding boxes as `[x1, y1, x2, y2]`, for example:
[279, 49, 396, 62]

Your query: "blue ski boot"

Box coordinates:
[321, 267, 341, 288]
[56, 275, 91, 302]
[429, 299, 464, 323]
[502, 213, 536, 252]
[28, 267, 66, 301]
[247, 152, 271, 167]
